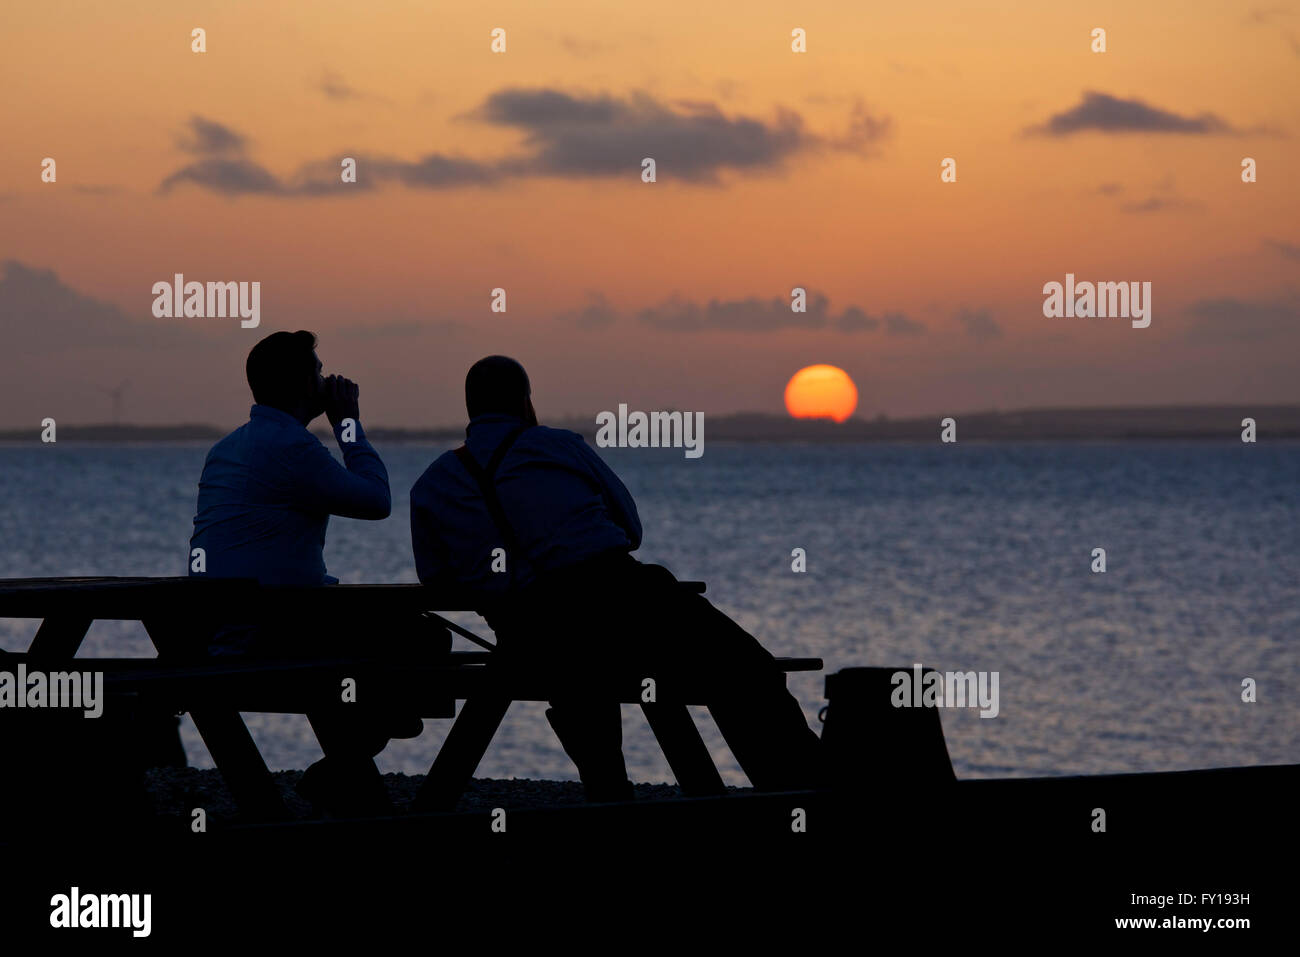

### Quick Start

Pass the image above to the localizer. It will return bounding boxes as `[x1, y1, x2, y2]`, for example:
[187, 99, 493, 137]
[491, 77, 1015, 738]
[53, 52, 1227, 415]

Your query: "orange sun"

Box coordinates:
[784, 365, 858, 423]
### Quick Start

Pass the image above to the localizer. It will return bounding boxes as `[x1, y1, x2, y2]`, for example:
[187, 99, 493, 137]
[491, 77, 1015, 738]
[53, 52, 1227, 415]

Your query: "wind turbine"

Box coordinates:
[97, 379, 131, 424]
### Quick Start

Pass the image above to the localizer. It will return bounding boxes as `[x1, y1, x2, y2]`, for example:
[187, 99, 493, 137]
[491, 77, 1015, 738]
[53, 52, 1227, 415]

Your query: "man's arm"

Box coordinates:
[571, 437, 642, 548]
[287, 374, 389, 519]
[287, 424, 391, 519]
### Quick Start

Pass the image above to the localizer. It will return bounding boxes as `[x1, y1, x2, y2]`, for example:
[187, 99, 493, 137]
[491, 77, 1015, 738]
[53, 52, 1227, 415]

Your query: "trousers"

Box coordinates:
[491, 553, 820, 795]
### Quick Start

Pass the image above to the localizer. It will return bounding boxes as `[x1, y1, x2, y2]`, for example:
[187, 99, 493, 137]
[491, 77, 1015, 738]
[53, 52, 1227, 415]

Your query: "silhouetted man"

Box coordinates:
[410, 356, 820, 800]
[190, 330, 407, 814]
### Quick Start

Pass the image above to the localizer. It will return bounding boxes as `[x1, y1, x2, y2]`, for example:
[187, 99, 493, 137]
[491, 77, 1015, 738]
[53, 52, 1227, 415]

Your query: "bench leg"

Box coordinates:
[188, 709, 290, 822]
[414, 696, 511, 813]
[27, 616, 93, 658]
[142, 616, 288, 822]
[641, 703, 727, 797]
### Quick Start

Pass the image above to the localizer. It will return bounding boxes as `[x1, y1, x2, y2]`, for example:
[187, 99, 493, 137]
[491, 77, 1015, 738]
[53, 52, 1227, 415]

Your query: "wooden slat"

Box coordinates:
[412, 696, 513, 812]
[0, 576, 707, 620]
[641, 703, 727, 796]
[26, 615, 93, 658]
[143, 616, 289, 822]
[91, 656, 821, 710]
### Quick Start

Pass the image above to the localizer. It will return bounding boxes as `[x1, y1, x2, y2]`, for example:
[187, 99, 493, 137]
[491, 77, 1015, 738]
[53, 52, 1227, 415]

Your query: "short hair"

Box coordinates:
[465, 355, 531, 419]
[246, 330, 318, 409]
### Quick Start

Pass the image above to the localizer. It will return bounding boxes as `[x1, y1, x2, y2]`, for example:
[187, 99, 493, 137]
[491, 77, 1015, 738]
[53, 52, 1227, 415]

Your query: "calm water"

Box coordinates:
[1, 440, 1296, 784]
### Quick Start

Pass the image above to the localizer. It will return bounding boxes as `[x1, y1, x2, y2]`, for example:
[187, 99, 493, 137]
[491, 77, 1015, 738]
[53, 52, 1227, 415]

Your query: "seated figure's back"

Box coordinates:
[410, 412, 642, 607]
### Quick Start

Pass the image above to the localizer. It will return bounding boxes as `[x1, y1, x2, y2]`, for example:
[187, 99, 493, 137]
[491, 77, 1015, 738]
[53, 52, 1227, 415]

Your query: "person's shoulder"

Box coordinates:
[412, 448, 465, 494]
[523, 425, 589, 450]
[263, 418, 326, 456]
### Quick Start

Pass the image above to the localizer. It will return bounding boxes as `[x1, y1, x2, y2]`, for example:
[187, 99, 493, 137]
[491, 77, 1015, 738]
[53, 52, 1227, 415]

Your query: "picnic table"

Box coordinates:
[0, 577, 821, 821]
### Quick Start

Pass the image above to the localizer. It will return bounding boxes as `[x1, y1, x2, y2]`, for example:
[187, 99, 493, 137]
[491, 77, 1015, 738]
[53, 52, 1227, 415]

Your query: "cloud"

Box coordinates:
[956, 308, 1003, 341]
[161, 116, 292, 196]
[884, 312, 926, 337]
[159, 158, 290, 196]
[827, 100, 893, 152]
[634, 291, 924, 335]
[316, 71, 389, 104]
[1119, 195, 1200, 214]
[1028, 92, 1236, 135]
[0, 261, 202, 353]
[1264, 238, 1300, 260]
[834, 306, 879, 332]
[318, 71, 359, 100]
[1184, 297, 1300, 343]
[556, 35, 611, 59]
[476, 88, 814, 182]
[555, 292, 618, 329]
[176, 116, 247, 155]
[158, 89, 889, 197]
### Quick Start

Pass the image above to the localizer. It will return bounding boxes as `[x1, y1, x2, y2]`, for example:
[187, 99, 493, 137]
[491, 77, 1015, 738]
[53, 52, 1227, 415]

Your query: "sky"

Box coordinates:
[1, 0, 1297, 427]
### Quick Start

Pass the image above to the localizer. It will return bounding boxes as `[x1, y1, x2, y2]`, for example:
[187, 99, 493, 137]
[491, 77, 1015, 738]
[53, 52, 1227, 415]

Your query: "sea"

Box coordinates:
[1, 439, 1296, 785]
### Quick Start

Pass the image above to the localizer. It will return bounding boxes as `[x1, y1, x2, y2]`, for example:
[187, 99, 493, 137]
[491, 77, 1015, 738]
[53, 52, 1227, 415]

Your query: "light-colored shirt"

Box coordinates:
[410, 414, 641, 605]
[189, 404, 390, 587]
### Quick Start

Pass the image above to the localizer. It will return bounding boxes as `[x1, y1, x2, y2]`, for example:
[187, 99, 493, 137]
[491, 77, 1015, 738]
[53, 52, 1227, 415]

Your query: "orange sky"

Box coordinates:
[1, 1, 1297, 426]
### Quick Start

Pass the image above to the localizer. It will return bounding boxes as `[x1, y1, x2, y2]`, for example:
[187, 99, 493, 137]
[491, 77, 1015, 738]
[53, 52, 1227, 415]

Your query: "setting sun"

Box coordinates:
[784, 365, 858, 423]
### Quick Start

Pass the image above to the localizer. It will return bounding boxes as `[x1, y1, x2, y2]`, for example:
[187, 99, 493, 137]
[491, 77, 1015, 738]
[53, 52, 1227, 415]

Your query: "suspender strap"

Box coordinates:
[454, 426, 529, 560]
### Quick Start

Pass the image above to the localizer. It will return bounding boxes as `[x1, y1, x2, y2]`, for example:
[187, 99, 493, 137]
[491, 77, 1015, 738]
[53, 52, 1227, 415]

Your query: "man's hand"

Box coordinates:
[322, 374, 361, 429]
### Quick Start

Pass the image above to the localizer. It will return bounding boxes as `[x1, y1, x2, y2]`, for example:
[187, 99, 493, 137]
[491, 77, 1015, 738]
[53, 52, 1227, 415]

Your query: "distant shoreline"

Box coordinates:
[2, 404, 1297, 443]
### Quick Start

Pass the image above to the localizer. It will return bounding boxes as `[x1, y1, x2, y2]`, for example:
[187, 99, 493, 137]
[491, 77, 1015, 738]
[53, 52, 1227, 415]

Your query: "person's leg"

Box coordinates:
[496, 606, 634, 803]
[622, 562, 821, 791]
[272, 624, 398, 815]
[545, 699, 634, 802]
[299, 705, 394, 815]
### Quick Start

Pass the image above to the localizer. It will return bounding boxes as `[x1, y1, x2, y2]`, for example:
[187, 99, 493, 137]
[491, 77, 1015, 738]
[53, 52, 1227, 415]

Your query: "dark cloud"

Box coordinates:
[1264, 238, 1300, 260]
[0, 261, 202, 354]
[1119, 195, 1199, 214]
[834, 306, 879, 332]
[884, 312, 927, 336]
[159, 158, 288, 196]
[159, 89, 888, 197]
[316, 71, 389, 104]
[957, 308, 1002, 341]
[478, 88, 814, 182]
[828, 100, 893, 152]
[555, 292, 618, 330]
[319, 71, 359, 100]
[635, 291, 923, 335]
[365, 154, 501, 188]
[1095, 182, 1124, 196]
[177, 116, 247, 155]
[1184, 297, 1300, 343]
[0, 260, 135, 349]
[1028, 92, 1234, 135]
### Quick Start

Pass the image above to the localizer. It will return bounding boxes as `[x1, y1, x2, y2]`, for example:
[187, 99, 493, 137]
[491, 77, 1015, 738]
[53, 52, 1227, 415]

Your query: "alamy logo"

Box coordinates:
[151, 274, 261, 328]
[891, 663, 1000, 718]
[50, 887, 151, 937]
[1042, 273, 1151, 328]
[0, 665, 103, 718]
[595, 404, 703, 459]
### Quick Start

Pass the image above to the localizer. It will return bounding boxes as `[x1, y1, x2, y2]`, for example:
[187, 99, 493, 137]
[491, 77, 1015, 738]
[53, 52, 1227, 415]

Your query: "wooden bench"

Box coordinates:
[0, 577, 822, 820]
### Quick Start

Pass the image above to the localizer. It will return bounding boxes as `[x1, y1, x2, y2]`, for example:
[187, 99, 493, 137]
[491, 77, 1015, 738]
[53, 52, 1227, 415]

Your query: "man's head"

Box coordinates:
[246, 330, 325, 422]
[465, 355, 536, 424]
